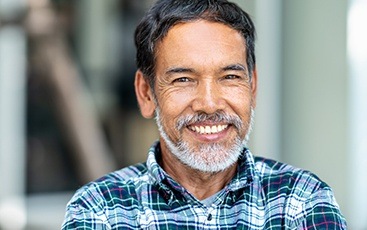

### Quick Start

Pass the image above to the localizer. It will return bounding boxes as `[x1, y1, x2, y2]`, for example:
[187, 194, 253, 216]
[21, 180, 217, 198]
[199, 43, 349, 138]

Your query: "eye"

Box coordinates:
[222, 74, 246, 82]
[223, 74, 241, 80]
[222, 74, 251, 83]
[172, 77, 192, 83]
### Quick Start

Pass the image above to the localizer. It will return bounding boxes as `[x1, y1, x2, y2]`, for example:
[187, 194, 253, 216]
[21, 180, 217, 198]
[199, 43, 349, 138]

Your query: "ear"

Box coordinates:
[134, 70, 156, 118]
[250, 66, 258, 108]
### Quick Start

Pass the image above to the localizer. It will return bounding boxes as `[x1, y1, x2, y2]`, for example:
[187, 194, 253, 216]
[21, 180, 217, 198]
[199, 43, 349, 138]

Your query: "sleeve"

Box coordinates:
[61, 191, 111, 230]
[293, 187, 347, 229]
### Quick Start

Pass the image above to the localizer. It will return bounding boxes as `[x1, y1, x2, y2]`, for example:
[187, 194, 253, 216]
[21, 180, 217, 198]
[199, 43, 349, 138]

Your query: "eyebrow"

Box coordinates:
[165, 64, 247, 75]
[222, 64, 247, 72]
[165, 67, 195, 75]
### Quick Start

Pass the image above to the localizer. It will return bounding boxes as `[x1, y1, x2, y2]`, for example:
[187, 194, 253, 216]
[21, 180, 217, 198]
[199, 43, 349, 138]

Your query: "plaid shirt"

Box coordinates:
[62, 141, 347, 229]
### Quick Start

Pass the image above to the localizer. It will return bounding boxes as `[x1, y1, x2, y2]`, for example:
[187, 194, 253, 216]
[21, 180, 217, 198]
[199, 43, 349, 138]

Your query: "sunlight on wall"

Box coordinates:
[347, 0, 367, 228]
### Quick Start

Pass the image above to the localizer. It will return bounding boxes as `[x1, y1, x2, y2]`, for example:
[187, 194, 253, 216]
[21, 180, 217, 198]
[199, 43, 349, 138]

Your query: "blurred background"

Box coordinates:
[0, 0, 366, 229]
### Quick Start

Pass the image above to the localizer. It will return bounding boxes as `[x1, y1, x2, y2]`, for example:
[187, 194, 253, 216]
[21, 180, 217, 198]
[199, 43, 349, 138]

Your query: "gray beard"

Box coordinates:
[155, 108, 255, 173]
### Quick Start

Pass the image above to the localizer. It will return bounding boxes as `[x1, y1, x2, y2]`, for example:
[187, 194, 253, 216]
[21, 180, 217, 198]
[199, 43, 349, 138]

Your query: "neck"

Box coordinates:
[159, 143, 237, 200]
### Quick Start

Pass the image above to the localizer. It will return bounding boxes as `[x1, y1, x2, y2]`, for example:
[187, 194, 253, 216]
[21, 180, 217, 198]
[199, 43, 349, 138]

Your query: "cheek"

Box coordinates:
[159, 90, 193, 115]
[157, 94, 191, 134]
[223, 87, 253, 107]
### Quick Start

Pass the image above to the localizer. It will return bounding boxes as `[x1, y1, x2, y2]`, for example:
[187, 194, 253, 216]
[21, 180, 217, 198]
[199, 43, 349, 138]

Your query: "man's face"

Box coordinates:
[153, 20, 257, 172]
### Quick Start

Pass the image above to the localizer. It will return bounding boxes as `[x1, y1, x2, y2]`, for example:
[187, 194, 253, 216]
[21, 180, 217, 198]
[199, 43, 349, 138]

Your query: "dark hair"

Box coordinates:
[134, 0, 256, 89]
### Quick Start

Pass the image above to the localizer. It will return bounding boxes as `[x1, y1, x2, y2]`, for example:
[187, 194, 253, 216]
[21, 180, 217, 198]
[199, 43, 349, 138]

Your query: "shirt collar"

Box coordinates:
[146, 141, 167, 184]
[226, 148, 256, 191]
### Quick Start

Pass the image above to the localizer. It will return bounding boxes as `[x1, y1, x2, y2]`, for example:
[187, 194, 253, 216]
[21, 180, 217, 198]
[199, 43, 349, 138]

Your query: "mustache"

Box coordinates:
[175, 111, 244, 131]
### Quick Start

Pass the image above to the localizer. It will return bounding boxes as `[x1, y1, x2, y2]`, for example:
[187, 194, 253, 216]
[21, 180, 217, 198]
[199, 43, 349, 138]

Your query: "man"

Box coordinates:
[62, 0, 347, 229]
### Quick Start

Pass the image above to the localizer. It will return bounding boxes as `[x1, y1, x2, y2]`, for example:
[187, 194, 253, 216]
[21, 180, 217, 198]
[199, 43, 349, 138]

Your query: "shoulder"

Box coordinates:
[252, 156, 330, 215]
[252, 156, 347, 228]
[62, 163, 152, 229]
[101, 162, 150, 185]
[253, 156, 327, 193]
[68, 162, 150, 211]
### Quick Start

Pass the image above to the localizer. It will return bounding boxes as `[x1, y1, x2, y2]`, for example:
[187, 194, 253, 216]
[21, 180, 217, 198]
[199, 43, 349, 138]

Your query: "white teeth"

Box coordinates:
[200, 126, 205, 134]
[189, 124, 228, 134]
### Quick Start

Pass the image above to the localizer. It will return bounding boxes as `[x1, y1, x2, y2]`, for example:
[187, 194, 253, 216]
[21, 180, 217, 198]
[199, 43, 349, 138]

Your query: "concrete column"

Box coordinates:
[0, 12, 27, 230]
[252, 0, 282, 160]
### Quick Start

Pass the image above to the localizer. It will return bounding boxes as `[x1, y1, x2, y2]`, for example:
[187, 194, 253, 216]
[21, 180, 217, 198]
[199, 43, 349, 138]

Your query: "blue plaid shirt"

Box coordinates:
[62, 141, 347, 229]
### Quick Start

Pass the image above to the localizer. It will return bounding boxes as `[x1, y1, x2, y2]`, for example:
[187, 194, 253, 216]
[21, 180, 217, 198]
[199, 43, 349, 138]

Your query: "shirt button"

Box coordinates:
[207, 213, 212, 221]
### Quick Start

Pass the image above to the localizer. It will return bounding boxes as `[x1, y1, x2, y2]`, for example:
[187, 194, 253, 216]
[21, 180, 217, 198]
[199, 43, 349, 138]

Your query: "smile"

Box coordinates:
[188, 124, 229, 135]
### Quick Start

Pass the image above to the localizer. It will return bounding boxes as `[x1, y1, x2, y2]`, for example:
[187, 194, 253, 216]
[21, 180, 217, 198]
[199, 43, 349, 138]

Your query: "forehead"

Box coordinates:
[155, 20, 247, 70]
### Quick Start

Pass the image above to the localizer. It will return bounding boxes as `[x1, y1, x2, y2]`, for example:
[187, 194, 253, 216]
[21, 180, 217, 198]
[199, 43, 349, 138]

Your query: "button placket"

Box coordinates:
[207, 213, 212, 221]
[204, 206, 215, 224]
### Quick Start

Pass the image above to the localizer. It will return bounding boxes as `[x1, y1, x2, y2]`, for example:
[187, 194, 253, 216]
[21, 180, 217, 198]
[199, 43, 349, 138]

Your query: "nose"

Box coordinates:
[192, 79, 225, 114]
